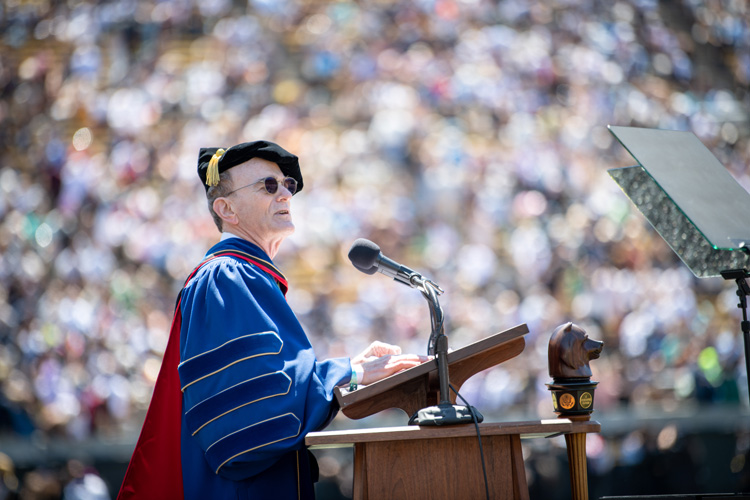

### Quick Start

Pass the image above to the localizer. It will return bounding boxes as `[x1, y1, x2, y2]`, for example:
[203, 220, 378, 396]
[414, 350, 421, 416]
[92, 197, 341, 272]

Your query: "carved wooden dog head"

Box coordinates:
[548, 322, 603, 379]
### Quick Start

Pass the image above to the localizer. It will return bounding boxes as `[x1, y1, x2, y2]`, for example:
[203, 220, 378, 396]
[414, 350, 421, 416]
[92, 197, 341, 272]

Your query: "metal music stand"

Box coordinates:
[607, 125, 750, 404]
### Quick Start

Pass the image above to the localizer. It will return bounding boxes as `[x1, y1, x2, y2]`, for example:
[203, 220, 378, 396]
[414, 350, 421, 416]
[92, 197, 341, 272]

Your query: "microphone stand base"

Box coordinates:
[408, 403, 483, 426]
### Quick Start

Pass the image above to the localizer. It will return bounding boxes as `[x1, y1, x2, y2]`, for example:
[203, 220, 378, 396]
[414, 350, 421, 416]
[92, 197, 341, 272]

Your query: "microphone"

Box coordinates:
[348, 238, 418, 288]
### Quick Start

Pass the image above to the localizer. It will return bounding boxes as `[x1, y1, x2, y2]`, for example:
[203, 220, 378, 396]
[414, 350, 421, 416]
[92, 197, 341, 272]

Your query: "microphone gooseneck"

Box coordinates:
[347, 238, 476, 425]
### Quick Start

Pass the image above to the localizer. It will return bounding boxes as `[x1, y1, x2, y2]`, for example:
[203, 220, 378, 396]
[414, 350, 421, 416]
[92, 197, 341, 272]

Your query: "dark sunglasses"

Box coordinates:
[226, 176, 298, 196]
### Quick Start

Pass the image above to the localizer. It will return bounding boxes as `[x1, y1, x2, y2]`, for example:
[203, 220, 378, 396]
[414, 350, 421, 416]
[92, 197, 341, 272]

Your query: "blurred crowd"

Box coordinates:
[1, 0, 750, 497]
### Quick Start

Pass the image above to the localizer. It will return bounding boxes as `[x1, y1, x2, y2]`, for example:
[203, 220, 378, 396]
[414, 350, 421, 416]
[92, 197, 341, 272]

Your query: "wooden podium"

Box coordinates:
[306, 324, 601, 500]
[307, 419, 600, 500]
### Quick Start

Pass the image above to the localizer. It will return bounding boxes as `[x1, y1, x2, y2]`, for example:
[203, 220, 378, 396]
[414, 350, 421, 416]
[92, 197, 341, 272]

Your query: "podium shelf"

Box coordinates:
[306, 419, 601, 448]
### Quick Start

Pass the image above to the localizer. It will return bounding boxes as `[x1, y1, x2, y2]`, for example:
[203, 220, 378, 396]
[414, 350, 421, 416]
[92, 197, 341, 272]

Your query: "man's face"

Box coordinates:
[227, 157, 295, 246]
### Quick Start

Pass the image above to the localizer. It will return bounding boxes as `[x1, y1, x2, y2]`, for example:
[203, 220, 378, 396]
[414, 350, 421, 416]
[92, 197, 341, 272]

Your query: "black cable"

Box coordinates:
[450, 384, 490, 500]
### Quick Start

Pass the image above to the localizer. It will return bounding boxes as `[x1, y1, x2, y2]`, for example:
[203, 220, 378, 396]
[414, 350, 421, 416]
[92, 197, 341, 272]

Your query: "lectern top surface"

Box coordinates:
[608, 126, 750, 250]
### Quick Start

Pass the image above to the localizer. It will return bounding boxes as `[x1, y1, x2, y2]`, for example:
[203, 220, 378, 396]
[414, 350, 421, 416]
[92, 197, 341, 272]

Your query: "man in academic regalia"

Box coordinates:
[118, 141, 429, 499]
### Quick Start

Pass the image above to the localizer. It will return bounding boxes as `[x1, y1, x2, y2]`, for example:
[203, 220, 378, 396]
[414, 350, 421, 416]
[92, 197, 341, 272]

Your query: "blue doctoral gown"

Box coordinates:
[118, 237, 351, 499]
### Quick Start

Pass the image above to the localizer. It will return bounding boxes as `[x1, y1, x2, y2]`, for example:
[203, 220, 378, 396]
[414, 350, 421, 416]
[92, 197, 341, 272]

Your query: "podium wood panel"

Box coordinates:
[358, 434, 523, 500]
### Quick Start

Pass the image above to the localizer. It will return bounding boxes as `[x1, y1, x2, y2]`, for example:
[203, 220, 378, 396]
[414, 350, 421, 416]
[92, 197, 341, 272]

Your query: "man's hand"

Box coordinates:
[351, 341, 433, 386]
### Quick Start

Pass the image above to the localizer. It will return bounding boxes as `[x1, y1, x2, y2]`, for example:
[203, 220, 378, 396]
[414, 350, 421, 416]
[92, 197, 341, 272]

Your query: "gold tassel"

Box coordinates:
[206, 148, 225, 187]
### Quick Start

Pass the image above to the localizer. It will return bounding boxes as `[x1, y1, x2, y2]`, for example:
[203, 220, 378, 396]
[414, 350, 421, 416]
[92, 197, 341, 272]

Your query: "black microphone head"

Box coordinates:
[353, 263, 379, 275]
[348, 238, 381, 270]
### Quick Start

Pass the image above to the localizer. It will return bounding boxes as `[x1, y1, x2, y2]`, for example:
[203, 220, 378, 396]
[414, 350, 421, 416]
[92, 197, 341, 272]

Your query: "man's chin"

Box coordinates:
[277, 221, 295, 236]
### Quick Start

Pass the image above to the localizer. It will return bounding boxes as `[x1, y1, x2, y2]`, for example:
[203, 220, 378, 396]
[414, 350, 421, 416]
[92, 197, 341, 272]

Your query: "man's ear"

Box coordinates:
[213, 197, 239, 226]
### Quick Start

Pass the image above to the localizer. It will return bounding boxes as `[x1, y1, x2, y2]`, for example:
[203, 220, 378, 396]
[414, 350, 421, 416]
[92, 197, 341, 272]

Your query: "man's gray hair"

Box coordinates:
[206, 170, 233, 232]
